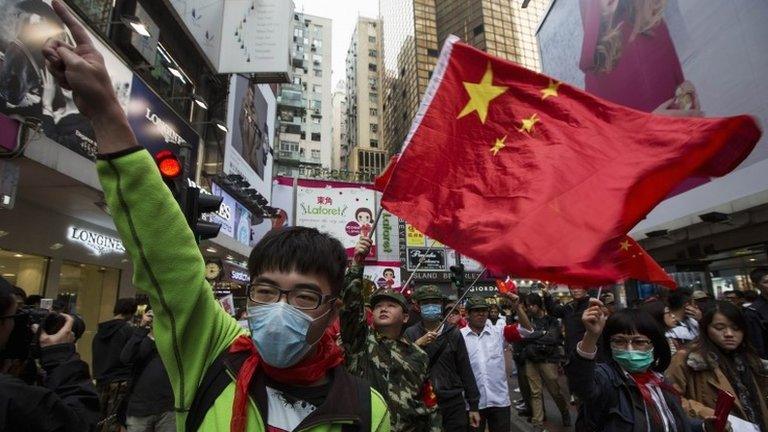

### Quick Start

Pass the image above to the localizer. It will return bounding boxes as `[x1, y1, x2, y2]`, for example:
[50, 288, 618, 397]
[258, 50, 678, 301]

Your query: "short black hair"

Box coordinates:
[602, 308, 671, 372]
[667, 290, 690, 310]
[248, 227, 348, 295]
[25, 294, 42, 307]
[640, 300, 667, 330]
[114, 298, 138, 316]
[743, 290, 759, 302]
[524, 293, 543, 308]
[724, 291, 744, 299]
[0, 277, 14, 315]
[10, 286, 26, 302]
[383, 268, 395, 276]
[749, 268, 768, 286]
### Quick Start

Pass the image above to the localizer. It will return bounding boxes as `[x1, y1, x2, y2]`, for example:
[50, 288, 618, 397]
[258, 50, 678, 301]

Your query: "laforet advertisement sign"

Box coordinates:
[295, 180, 378, 259]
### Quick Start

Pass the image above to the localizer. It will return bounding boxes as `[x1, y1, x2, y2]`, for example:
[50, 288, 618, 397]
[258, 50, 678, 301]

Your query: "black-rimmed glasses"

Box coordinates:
[248, 282, 336, 310]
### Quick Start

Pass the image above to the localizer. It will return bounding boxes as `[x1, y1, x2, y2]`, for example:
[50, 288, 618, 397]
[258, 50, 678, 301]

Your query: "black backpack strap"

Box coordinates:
[185, 349, 249, 432]
[342, 377, 372, 432]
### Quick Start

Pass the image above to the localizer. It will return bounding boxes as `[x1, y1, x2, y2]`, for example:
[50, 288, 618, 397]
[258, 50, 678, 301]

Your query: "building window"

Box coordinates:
[370, 123, 378, 133]
[311, 133, 321, 141]
[369, 49, 377, 57]
[369, 94, 378, 103]
[368, 36, 376, 43]
[368, 63, 377, 72]
[310, 100, 322, 110]
[313, 84, 322, 93]
[293, 76, 301, 85]
[281, 141, 299, 152]
[311, 149, 321, 159]
[473, 24, 484, 36]
[314, 69, 322, 77]
[428, 48, 439, 57]
[311, 116, 321, 124]
[370, 139, 378, 148]
[370, 108, 378, 116]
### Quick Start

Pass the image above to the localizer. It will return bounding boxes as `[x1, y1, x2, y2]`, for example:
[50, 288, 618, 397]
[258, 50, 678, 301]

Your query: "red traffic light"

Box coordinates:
[155, 150, 182, 179]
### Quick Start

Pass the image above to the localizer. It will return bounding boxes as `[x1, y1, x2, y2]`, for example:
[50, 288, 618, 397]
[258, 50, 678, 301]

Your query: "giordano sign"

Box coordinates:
[68, 227, 125, 256]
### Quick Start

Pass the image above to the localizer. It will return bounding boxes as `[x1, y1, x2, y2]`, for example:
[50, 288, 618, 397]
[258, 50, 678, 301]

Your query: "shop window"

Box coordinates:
[58, 261, 121, 367]
[0, 250, 49, 298]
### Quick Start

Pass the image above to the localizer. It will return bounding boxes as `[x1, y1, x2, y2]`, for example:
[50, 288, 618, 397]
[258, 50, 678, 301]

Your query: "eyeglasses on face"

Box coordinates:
[609, 336, 653, 351]
[248, 282, 335, 310]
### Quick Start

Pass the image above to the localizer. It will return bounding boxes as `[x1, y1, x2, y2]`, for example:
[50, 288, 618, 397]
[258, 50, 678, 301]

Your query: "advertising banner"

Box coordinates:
[126, 76, 199, 170]
[209, 182, 254, 248]
[165, 0, 291, 76]
[0, 0, 133, 160]
[224, 76, 275, 186]
[363, 262, 402, 289]
[376, 209, 400, 261]
[538, 0, 768, 230]
[210, 183, 237, 238]
[296, 180, 378, 258]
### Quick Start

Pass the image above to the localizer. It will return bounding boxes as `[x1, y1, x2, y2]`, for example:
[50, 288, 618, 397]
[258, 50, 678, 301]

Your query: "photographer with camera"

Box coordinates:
[0, 276, 100, 431]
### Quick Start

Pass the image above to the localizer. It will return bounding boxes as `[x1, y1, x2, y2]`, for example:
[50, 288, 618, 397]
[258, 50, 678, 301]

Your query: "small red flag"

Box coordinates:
[380, 37, 761, 288]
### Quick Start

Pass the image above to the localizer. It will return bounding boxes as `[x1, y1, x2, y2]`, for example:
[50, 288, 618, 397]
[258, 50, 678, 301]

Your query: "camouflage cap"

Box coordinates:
[370, 288, 408, 310]
[465, 296, 490, 311]
[413, 284, 444, 302]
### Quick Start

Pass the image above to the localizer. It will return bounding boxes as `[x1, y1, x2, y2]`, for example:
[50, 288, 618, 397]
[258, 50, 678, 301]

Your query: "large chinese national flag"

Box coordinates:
[377, 37, 761, 288]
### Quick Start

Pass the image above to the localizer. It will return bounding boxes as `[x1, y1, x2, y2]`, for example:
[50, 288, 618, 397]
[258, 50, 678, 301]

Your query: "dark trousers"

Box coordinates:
[471, 406, 511, 432]
[439, 403, 469, 432]
[515, 357, 532, 408]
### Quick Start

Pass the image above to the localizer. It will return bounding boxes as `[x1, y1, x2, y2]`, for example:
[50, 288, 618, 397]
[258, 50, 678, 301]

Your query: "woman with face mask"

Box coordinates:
[566, 299, 719, 432]
[666, 301, 768, 431]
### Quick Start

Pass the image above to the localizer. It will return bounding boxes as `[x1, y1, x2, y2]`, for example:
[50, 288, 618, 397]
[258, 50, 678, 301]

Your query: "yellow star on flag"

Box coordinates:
[517, 113, 540, 134]
[619, 239, 631, 251]
[490, 135, 507, 156]
[540, 80, 561, 100]
[457, 62, 508, 124]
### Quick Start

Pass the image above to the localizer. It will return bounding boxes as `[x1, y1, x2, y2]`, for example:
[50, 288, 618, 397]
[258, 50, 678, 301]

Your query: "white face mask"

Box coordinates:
[246, 303, 328, 368]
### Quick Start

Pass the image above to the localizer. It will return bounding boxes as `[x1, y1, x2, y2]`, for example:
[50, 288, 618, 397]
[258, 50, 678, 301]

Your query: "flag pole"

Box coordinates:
[400, 239, 438, 290]
[439, 268, 487, 328]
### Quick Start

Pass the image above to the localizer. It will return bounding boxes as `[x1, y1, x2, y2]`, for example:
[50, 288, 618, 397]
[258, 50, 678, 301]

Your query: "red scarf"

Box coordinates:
[228, 332, 344, 432]
[630, 371, 680, 425]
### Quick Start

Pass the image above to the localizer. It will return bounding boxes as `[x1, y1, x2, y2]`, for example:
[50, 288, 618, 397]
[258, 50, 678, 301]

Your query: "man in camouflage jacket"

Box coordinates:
[340, 237, 440, 432]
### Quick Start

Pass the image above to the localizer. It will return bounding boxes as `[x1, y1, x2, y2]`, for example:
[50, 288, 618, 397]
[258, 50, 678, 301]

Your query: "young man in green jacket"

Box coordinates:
[41, 2, 389, 431]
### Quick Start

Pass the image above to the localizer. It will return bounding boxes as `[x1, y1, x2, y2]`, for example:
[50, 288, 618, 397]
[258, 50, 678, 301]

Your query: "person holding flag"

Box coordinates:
[404, 285, 481, 431]
[342, 237, 439, 432]
[39, 2, 389, 431]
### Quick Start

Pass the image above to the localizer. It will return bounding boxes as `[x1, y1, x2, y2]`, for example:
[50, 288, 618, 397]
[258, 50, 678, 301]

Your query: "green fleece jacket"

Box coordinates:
[96, 148, 389, 432]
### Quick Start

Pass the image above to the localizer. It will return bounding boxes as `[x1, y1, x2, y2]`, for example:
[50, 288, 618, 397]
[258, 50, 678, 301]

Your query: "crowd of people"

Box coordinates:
[1, 2, 768, 431]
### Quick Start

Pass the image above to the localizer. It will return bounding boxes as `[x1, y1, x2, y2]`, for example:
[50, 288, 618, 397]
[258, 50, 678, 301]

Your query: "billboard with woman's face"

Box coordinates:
[538, 0, 768, 232]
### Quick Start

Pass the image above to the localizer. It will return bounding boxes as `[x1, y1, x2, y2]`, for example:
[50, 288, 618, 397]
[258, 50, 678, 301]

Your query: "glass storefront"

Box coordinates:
[58, 260, 121, 366]
[0, 249, 49, 297]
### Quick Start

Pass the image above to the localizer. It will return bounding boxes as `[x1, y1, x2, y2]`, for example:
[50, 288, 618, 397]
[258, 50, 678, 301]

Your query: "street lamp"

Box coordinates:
[112, 15, 150, 37]
[194, 120, 229, 133]
[170, 94, 208, 111]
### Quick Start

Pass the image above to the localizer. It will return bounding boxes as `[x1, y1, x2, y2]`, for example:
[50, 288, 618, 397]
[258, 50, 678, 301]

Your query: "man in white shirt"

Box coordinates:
[461, 295, 533, 432]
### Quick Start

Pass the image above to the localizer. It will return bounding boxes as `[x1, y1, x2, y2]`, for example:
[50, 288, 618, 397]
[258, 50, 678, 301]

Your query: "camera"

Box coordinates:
[1, 307, 85, 360]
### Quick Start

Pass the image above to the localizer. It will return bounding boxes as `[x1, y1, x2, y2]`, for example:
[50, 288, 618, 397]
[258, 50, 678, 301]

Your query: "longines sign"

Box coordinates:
[68, 227, 125, 256]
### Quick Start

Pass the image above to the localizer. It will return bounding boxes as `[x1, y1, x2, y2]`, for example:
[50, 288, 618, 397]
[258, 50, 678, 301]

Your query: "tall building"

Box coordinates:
[274, 12, 333, 177]
[345, 17, 387, 175]
[380, 0, 547, 156]
[331, 82, 347, 171]
[435, 0, 547, 71]
[380, 0, 439, 157]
